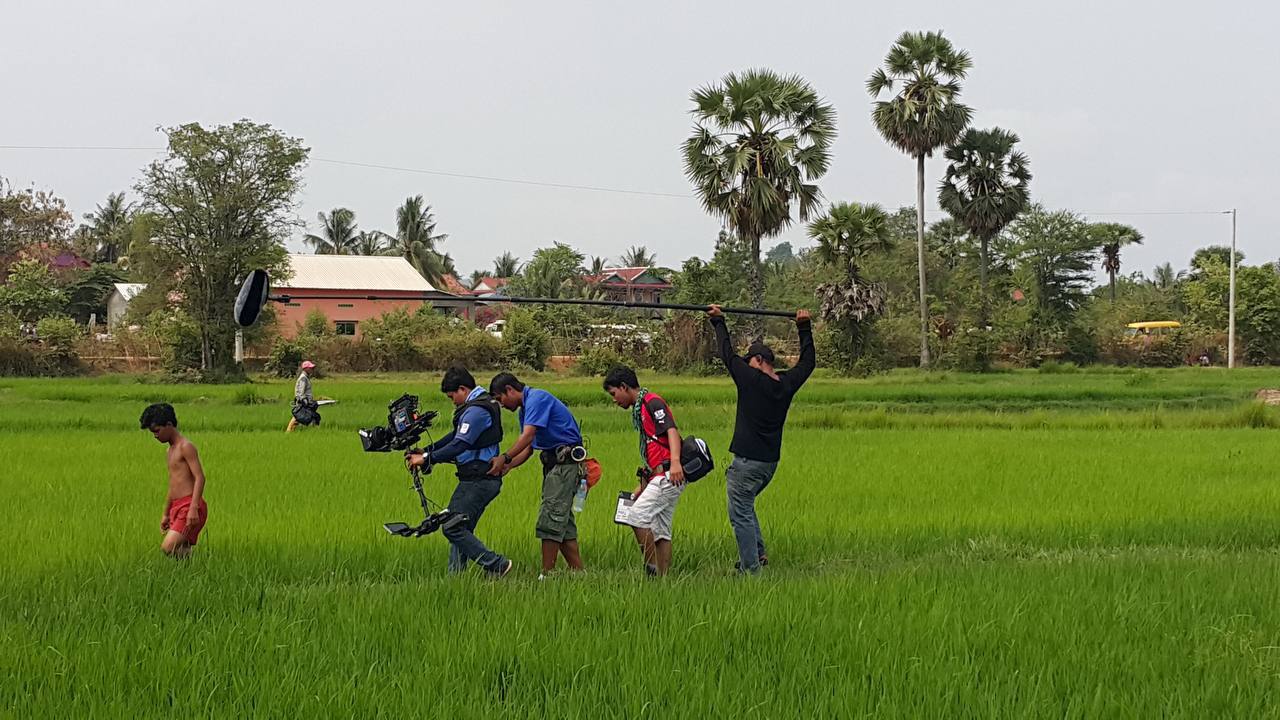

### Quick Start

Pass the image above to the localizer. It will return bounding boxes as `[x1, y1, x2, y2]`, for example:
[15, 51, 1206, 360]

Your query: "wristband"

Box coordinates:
[502, 452, 513, 463]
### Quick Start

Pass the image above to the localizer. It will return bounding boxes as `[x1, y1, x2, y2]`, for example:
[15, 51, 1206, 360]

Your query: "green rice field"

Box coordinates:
[4, 368, 1280, 717]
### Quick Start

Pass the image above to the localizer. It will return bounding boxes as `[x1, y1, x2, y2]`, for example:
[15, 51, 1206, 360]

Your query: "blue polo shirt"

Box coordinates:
[428, 387, 499, 465]
[519, 388, 583, 450]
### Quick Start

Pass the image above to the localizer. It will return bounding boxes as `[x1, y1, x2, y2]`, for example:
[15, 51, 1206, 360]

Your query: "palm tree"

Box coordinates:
[83, 192, 134, 264]
[469, 269, 487, 289]
[684, 68, 836, 337]
[620, 246, 656, 268]
[588, 255, 608, 277]
[1090, 223, 1144, 303]
[1151, 262, 1181, 291]
[389, 195, 450, 284]
[808, 202, 894, 362]
[304, 208, 360, 255]
[352, 230, 391, 256]
[938, 127, 1031, 319]
[868, 30, 974, 367]
[492, 251, 520, 278]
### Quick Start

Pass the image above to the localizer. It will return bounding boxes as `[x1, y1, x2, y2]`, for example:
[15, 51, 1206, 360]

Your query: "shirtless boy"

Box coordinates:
[139, 403, 208, 558]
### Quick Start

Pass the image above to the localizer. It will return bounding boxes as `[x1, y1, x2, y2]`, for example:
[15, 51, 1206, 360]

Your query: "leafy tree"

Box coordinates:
[620, 246, 656, 268]
[1190, 245, 1243, 278]
[0, 179, 74, 273]
[304, 208, 360, 255]
[868, 30, 974, 367]
[81, 192, 135, 264]
[509, 242, 585, 298]
[1005, 206, 1096, 325]
[938, 127, 1030, 318]
[389, 196, 450, 284]
[684, 69, 835, 337]
[1090, 222, 1144, 303]
[765, 242, 797, 267]
[808, 202, 893, 368]
[0, 259, 68, 322]
[134, 120, 307, 373]
[65, 263, 127, 324]
[502, 307, 550, 370]
[492, 252, 520, 278]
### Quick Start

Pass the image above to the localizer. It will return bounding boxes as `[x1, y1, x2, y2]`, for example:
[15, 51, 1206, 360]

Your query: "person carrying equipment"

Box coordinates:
[287, 360, 320, 432]
[707, 305, 814, 574]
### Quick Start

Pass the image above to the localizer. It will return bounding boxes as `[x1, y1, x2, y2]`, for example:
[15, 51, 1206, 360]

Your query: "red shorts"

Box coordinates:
[167, 496, 208, 544]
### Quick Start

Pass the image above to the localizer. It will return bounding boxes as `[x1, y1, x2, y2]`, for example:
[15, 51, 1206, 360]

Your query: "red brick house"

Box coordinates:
[274, 255, 467, 338]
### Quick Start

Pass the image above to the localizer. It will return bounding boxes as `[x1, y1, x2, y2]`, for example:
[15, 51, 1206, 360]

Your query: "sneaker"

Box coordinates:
[644, 563, 658, 577]
[733, 556, 769, 571]
[492, 559, 514, 578]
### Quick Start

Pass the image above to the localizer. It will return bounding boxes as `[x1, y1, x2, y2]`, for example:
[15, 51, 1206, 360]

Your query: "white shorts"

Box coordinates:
[621, 474, 684, 541]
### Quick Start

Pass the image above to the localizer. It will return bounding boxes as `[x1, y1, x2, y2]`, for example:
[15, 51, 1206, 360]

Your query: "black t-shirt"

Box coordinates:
[711, 317, 815, 463]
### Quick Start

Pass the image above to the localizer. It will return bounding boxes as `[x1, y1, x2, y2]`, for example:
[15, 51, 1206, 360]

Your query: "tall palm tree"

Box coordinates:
[304, 208, 360, 255]
[868, 30, 974, 367]
[938, 127, 1031, 320]
[1151, 262, 1181, 291]
[620, 246, 656, 268]
[469, 269, 487, 289]
[390, 195, 450, 284]
[684, 68, 836, 337]
[352, 229, 391, 256]
[1090, 223, 1144, 303]
[808, 202, 894, 359]
[588, 255, 608, 277]
[492, 251, 520, 278]
[83, 191, 135, 263]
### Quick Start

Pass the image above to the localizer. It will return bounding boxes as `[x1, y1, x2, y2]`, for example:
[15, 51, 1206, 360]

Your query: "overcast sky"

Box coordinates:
[3, 1, 1275, 281]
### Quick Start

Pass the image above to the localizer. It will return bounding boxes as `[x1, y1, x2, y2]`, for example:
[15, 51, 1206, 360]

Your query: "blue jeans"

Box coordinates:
[726, 455, 778, 573]
[443, 476, 506, 573]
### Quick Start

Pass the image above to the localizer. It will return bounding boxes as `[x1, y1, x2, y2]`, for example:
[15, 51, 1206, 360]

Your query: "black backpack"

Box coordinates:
[641, 399, 714, 483]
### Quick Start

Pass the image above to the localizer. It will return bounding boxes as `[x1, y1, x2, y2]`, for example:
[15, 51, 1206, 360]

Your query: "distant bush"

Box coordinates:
[575, 345, 628, 376]
[503, 309, 549, 371]
[1037, 359, 1079, 375]
[34, 316, 84, 375]
[420, 331, 503, 370]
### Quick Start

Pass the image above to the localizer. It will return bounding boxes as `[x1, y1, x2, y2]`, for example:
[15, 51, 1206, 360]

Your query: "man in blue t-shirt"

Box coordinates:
[487, 372, 586, 576]
[407, 366, 513, 577]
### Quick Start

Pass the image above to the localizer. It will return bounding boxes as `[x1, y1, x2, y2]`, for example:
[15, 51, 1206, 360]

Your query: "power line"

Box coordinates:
[0, 143, 1239, 215]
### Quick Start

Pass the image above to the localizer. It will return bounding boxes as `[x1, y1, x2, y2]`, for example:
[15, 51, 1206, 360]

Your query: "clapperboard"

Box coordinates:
[614, 491, 635, 526]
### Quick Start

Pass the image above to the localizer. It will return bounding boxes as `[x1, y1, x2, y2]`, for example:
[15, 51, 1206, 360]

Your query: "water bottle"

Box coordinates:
[572, 477, 588, 513]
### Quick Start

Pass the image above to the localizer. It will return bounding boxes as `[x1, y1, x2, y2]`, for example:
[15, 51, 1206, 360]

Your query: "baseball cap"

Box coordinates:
[743, 342, 775, 364]
[301, 360, 316, 370]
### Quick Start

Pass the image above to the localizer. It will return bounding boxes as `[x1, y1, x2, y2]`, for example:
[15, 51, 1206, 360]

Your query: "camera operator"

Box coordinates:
[406, 366, 514, 577]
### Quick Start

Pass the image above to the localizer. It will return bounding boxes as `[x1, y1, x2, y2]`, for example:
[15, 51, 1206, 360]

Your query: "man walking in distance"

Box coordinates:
[603, 365, 685, 577]
[708, 305, 815, 573]
[286, 360, 319, 432]
[406, 366, 514, 577]
[488, 373, 586, 577]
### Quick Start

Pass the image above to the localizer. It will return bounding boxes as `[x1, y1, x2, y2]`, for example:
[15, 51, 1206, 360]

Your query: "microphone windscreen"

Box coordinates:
[234, 269, 270, 327]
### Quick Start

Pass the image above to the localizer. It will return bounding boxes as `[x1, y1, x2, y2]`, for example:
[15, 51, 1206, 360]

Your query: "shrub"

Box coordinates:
[1037, 359, 1079, 375]
[266, 337, 306, 377]
[0, 339, 38, 376]
[35, 316, 84, 375]
[145, 308, 202, 375]
[299, 308, 334, 339]
[502, 309, 549, 371]
[575, 345, 628, 376]
[657, 314, 715, 373]
[420, 331, 504, 370]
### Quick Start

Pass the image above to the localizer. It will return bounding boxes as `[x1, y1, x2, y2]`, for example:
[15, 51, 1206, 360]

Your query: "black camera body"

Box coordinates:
[359, 394, 438, 452]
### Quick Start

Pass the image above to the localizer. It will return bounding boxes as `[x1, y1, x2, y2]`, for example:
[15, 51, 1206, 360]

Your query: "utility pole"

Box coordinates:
[1227, 208, 1237, 368]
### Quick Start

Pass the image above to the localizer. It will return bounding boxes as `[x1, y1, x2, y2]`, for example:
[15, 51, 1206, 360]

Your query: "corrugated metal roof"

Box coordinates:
[281, 254, 441, 292]
[113, 283, 147, 299]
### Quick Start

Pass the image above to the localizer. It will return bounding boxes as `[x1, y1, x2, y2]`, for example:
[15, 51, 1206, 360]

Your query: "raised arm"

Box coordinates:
[788, 310, 816, 389]
[708, 306, 749, 380]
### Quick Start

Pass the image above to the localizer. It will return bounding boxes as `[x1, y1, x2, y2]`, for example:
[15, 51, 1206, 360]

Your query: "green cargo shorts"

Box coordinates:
[536, 461, 581, 542]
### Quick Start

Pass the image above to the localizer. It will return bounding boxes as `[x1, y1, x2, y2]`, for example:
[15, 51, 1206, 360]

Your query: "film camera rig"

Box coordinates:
[359, 394, 468, 538]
